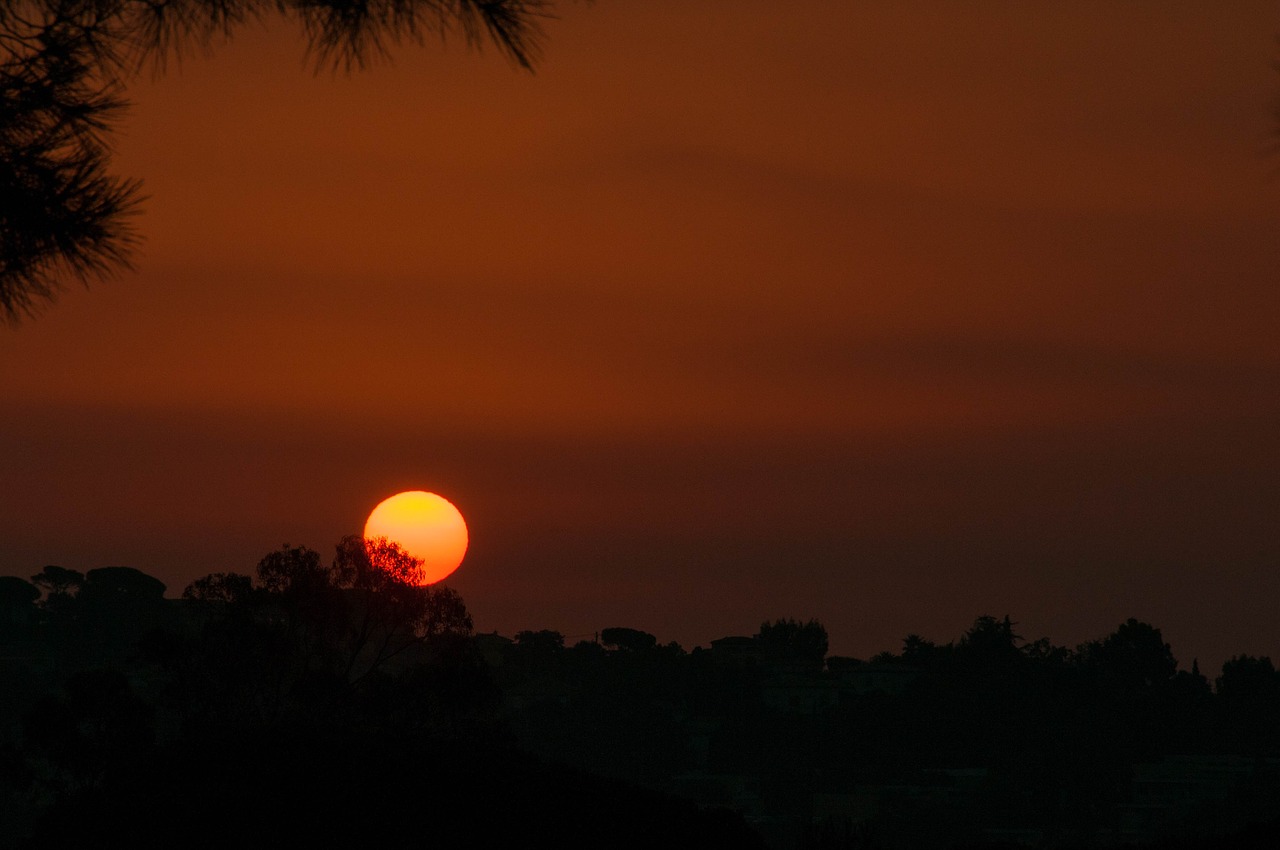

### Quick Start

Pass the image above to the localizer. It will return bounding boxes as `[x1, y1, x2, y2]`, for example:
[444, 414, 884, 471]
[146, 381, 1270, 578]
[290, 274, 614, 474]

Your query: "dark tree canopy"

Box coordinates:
[0, 575, 40, 634]
[755, 617, 828, 668]
[600, 626, 657, 653]
[29, 563, 85, 597]
[1078, 617, 1178, 690]
[0, 0, 549, 322]
[514, 628, 564, 652]
[1217, 655, 1280, 703]
[0, 573, 40, 603]
[180, 570, 253, 604]
[79, 565, 166, 602]
[957, 614, 1022, 664]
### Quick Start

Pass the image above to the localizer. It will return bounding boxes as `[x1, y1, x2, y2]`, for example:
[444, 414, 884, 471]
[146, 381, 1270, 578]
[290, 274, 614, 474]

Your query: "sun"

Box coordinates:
[363, 491, 468, 585]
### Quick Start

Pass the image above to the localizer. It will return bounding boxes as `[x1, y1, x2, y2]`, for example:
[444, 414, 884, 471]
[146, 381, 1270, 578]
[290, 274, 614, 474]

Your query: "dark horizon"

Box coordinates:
[0, 548, 1270, 684]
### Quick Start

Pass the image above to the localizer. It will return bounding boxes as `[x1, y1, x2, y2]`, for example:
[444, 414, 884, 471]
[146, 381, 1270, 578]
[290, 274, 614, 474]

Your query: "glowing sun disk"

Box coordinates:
[363, 491, 468, 584]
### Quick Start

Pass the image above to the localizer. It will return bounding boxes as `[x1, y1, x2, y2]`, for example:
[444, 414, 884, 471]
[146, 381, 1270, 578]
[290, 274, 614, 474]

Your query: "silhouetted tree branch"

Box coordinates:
[1, 0, 550, 322]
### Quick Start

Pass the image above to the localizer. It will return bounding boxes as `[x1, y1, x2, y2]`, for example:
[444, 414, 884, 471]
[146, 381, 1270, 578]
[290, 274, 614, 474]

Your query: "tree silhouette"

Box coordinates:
[755, 617, 828, 670]
[514, 628, 564, 652]
[29, 564, 84, 606]
[148, 537, 475, 737]
[1077, 617, 1178, 690]
[1, 0, 549, 322]
[237, 539, 466, 671]
[180, 570, 253, 605]
[600, 626, 657, 653]
[329, 534, 472, 679]
[956, 614, 1022, 667]
[71, 565, 169, 650]
[78, 565, 165, 604]
[1217, 655, 1280, 754]
[0, 574, 39, 637]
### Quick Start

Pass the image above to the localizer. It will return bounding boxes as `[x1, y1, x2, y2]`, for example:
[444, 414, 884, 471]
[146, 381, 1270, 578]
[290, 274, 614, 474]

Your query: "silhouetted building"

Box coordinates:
[708, 635, 768, 669]
[475, 631, 513, 667]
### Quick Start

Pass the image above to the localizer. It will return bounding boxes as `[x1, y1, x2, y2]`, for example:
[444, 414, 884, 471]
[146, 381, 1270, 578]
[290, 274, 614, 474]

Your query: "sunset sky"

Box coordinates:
[3, 2, 1278, 672]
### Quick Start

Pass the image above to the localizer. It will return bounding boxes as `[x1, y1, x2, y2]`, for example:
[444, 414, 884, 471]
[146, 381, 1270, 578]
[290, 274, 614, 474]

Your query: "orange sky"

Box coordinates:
[3, 2, 1279, 670]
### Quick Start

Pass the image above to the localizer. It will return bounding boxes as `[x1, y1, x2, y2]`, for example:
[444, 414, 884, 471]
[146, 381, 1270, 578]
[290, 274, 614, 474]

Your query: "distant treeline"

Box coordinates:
[2, 545, 1279, 850]
[0, 542, 762, 850]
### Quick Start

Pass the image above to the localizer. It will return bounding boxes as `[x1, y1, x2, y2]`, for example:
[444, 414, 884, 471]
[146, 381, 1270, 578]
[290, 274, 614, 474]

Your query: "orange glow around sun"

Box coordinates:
[363, 491, 468, 584]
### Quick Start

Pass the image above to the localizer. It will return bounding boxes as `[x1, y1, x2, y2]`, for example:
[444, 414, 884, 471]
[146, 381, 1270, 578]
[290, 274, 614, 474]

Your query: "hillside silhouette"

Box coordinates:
[2, 546, 1279, 849]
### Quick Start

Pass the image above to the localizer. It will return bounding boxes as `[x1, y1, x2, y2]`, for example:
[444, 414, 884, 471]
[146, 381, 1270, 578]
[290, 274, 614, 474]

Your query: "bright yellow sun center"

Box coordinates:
[363, 491, 468, 585]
